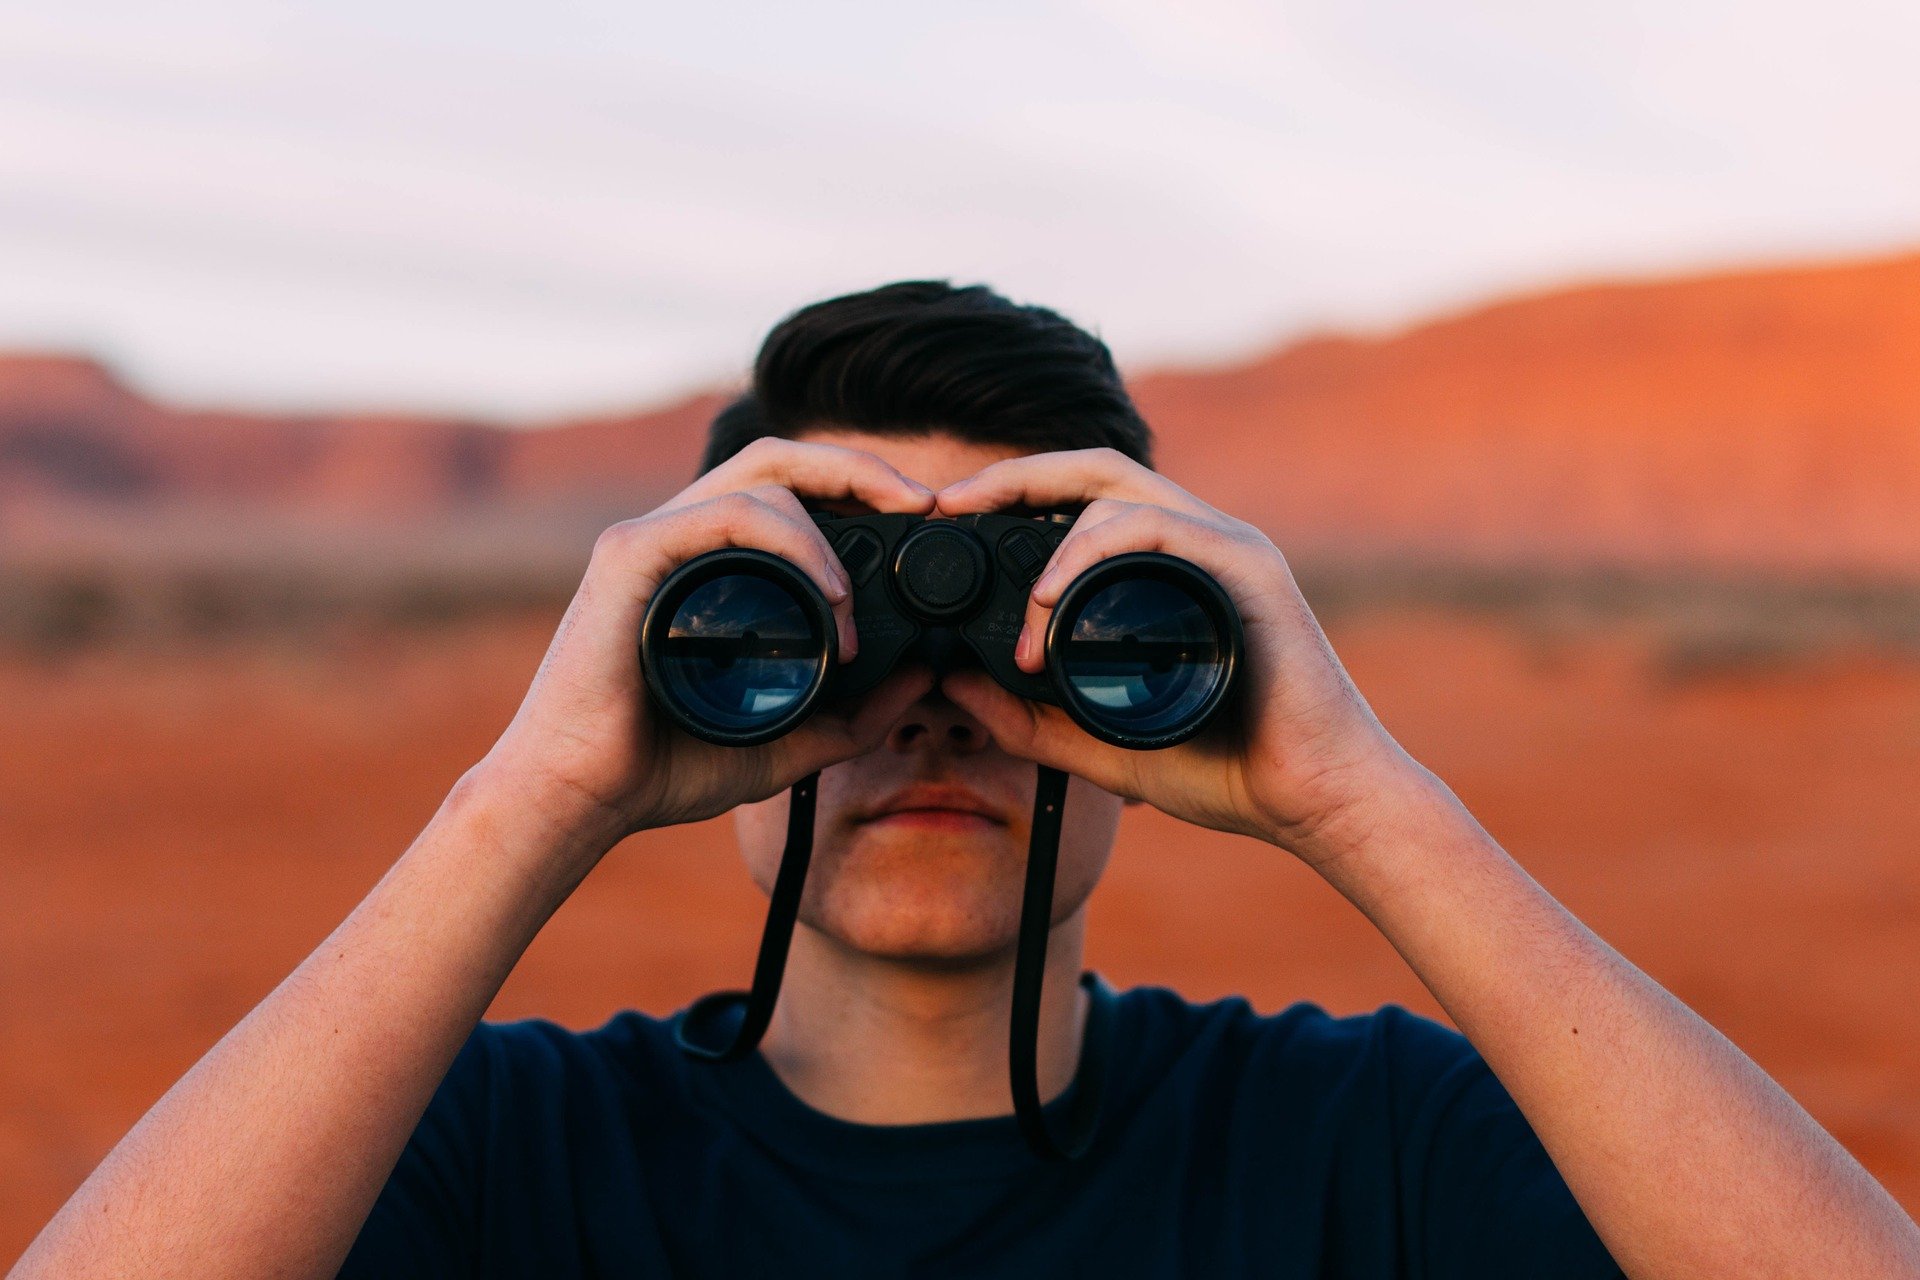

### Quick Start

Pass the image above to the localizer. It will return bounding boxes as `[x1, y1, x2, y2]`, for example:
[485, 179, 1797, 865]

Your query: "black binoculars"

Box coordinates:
[639, 510, 1243, 750]
[643, 509, 1244, 1162]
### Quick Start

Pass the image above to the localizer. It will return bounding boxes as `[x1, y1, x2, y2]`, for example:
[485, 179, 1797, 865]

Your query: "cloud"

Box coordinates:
[0, 1, 1915, 415]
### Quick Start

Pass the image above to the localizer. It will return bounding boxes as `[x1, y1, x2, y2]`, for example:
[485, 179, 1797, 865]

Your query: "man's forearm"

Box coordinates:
[1302, 766, 1920, 1279]
[11, 765, 621, 1280]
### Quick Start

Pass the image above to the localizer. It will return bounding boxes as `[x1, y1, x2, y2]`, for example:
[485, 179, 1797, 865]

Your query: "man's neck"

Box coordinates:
[754, 910, 1092, 1126]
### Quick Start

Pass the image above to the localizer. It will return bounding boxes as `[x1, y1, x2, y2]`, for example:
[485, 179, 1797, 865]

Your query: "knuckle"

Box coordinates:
[1213, 517, 1251, 547]
[747, 482, 801, 509]
[698, 491, 770, 533]
[737, 435, 789, 463]
[591, 518, 646, 559]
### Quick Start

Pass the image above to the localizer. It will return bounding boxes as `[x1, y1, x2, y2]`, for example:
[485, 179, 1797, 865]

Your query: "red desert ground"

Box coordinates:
[3, 251, 1919, 1257]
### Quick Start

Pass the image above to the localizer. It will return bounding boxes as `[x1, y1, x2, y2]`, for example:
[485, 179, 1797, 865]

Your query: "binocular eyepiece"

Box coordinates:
[639, 511, 1242, 751]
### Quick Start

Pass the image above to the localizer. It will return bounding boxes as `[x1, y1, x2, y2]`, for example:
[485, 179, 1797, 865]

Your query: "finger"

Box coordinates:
[770, 665, 937, 780]
[667, 437, 936, 515]
[596, 494, 859, 659]
[742, 482, 840, 561]
[1038, 495, 1137, 575]
[746, 482, 873, 661]
[938, 670, 1137, 794]
[934, 447, 1208, 518]
[1008, 497, 1137, 670]
[1012, 505, 1245, 674]
[1033, 505, 1243, 610]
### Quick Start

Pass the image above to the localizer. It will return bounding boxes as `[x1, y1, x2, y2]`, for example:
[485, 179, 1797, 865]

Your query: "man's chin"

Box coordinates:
[780, 821, 1039, 962]
[812, 929, 1019, 968]
[801, 879, 1022, 967]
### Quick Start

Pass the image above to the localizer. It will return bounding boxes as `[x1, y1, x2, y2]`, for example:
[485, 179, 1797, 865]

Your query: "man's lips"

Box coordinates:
[859, 783, 1009, 829]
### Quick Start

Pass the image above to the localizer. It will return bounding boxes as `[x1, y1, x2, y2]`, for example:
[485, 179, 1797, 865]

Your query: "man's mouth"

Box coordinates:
[859, 782, 1008, 831]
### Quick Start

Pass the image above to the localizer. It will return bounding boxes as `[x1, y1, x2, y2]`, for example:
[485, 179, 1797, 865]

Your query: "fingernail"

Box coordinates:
[1015, 626, 1033, 664]
[1033, 569, 1059, 598]
[825, 575, 849, 602]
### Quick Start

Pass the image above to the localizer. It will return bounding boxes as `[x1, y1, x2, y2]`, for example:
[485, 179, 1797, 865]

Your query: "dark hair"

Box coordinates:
[699, 280, 1153, 474]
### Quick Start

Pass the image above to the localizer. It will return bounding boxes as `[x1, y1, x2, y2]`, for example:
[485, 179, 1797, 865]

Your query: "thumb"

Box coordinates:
[770, 666, 935, 781]
[939, 670, 1134, 794]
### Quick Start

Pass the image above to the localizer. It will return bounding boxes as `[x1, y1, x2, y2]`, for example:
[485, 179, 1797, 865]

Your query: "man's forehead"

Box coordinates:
[793, 427, 1032, 494]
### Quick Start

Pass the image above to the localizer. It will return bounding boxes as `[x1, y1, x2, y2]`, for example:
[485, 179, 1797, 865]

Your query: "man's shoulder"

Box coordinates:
[441, 1008, 694, 1110]
[465, 1007, 681, 1064]
[1096, 978, 1487, 1125]
[1113, 980, 1473, 1071]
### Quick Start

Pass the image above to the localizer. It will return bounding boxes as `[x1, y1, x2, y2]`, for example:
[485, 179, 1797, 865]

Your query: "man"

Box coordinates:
[13, 281, 1919, 1279]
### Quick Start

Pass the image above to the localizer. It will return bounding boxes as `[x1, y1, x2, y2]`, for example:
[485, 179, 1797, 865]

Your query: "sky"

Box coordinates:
[1, 0, 1917, 419]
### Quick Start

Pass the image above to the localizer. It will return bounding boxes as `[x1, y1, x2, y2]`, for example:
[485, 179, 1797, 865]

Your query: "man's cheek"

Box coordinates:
[729, 802, 790, 894]
[813, 756, 898, 816]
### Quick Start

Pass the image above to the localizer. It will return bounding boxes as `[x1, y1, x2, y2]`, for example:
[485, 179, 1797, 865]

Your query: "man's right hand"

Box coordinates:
[470, 436, 939, 850]
[5, 441, 943, 1280]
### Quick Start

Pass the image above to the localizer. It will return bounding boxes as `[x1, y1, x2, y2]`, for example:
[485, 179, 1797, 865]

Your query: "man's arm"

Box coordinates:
[936, 447, 1920, 1279]
[10, 439, 938, 1280]
[10, 767, 616, 1280]
[1312, 760, 1919, 1278]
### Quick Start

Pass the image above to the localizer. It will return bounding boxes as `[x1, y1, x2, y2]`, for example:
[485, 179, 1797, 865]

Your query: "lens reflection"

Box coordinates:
[657, 574, 824, 733]
[1057, 578, 1224, 737]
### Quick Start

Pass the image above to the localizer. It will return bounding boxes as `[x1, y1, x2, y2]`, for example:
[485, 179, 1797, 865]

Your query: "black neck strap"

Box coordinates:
[1008, 764, 1106, 1159]
[674, 765, 1108, 1160]
[675, 772, 819, 1062]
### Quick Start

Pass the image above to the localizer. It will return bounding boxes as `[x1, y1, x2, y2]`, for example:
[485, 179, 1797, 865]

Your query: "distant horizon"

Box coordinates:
[4, 238, 1915, 426]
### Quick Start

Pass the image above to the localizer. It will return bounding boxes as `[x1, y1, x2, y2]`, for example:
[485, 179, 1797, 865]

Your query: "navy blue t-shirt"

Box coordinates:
[341, 971, 1622, 1278]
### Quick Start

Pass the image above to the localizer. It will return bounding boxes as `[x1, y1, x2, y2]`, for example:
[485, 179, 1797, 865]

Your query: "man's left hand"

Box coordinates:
[935, 447, 1431, 867]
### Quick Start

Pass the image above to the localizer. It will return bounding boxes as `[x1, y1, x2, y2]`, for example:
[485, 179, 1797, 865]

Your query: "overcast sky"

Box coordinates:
[2, 1, 1916, 418]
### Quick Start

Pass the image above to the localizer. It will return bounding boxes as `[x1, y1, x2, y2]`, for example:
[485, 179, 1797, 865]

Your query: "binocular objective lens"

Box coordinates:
[1056, 577, 1227, 741]
[656, 574, 826, 734]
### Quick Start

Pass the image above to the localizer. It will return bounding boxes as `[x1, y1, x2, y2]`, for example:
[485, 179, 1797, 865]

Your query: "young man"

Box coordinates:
[14, 282, 1919, 1279]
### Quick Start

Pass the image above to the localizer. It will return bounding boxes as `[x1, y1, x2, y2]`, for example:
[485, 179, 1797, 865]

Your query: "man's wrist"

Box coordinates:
[1265, 751, 1481, 898]
[439, 759, 633, 902]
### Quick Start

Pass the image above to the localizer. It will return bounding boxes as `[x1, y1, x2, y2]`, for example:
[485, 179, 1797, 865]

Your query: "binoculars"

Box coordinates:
[639, 510, 1243, 750]
[643, 509, 1244, 1161]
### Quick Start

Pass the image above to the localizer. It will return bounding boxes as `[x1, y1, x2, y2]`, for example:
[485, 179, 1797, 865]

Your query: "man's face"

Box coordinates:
[731, 429, 1125, 965]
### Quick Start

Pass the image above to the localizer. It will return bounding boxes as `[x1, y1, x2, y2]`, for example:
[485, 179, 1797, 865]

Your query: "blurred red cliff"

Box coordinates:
[5, 250, 1919, 589]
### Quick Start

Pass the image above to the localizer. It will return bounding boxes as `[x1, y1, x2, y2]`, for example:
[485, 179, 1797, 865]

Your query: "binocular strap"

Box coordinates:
[1008, 764, 1109, 1160]
[673, 765, 1109, 1161]
[673, 772, 819, 1063]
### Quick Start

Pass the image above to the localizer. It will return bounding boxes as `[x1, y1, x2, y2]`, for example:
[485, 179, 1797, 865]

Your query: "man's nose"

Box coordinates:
[885, 689, 990, 756]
